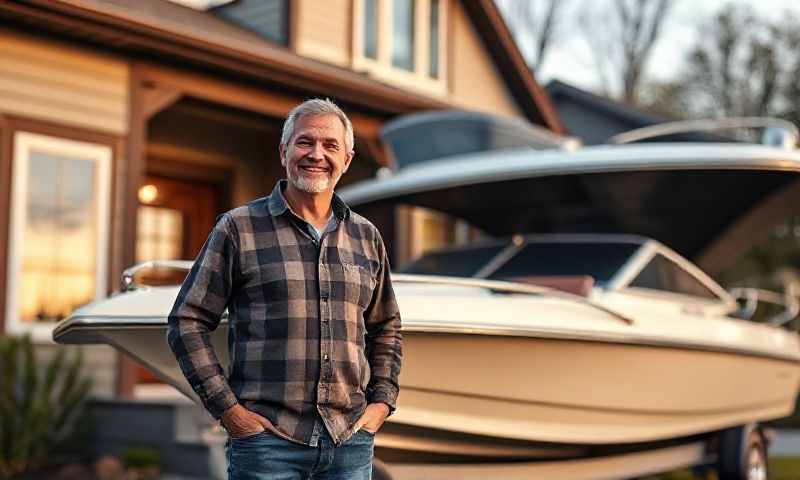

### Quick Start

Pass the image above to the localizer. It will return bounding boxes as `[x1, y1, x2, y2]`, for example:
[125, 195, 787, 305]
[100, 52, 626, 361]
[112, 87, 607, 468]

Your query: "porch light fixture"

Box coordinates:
[138, 184, 159, 204]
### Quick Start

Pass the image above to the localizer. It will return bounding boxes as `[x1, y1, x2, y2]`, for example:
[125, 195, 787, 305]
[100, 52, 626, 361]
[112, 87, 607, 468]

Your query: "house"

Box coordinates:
[545, 79, 724, 144]
[0, 0, 562, 469]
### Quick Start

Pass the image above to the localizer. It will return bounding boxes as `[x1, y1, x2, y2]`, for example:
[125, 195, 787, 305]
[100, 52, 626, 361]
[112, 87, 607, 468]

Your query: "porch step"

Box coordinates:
[86, 398, 219, 479]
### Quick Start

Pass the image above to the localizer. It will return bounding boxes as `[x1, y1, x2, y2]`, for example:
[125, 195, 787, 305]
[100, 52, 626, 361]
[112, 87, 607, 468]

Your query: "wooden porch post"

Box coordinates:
[0, 116, 12, 335]
[116, 64, 183, 399]
[115, 64, 146, 398]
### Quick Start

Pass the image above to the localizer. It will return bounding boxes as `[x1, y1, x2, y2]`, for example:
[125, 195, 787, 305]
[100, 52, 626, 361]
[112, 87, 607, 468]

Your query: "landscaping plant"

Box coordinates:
[0, 334, 92, 478]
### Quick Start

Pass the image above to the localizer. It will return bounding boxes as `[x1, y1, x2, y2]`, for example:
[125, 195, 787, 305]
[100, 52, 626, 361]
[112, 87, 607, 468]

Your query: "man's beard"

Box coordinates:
[287, 165, 341, 193]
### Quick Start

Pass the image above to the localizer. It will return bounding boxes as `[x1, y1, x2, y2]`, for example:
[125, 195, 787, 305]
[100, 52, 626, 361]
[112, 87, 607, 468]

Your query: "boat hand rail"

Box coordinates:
[609, 117, 799, 149]
[122, 260, 194, 291]
[391, 273, 634, 325]
[728, 287, 800, 328]
[119, 262, 634, 325]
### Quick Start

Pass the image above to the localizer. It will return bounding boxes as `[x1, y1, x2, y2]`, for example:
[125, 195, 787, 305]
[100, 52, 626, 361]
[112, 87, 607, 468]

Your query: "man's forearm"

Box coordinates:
[366, 315, 402, 412]
[166, 212, 240, 419]
[167, 317, 237, 419]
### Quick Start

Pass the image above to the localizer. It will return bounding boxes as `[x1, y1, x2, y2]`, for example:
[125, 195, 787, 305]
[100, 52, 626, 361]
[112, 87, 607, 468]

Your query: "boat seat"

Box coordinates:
[503, 275, 595, 297]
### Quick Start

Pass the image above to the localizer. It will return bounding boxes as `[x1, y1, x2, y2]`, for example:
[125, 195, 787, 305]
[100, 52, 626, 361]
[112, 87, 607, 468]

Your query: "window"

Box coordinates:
[630, 254, 719, 300]
[392, 0, 415, 70]
[354, 0, 447, 94]
[136, 206, 184, 262]
[403, 206, 479, 264]
[6, 131, 112, 340]
[363, 0, 379, 59]
[429, 0, 440, 78]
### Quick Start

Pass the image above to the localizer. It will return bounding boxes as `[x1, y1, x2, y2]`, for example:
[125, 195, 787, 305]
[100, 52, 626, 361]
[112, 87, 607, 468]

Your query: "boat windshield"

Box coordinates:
[400, 244, 507, 277]
[487, 242, 640, 286]
[400, 241, 640, 287]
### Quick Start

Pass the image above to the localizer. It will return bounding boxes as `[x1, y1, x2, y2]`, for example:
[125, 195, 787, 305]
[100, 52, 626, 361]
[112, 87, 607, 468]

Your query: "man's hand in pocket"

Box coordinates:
[353, 403, 390, 434]
[221, 404, 272, 439]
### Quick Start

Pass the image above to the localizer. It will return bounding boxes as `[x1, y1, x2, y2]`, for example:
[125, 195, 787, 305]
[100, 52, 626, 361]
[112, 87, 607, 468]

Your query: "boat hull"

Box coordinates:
[388, 331, 798, 459]
[55, 318, 800, 461]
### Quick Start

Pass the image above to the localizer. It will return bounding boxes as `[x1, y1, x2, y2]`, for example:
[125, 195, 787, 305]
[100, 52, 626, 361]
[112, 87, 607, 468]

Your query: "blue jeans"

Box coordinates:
[226, 428, 374, 480]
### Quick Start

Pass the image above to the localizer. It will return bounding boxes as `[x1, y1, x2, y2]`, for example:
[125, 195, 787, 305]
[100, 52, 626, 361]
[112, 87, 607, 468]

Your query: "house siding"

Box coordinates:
[294, 0, 351, 67]
[0, 29, 129, 135]
[214, 0, 288, 45]
[448, 3, 522, 118]
[34, 344, 117, 399]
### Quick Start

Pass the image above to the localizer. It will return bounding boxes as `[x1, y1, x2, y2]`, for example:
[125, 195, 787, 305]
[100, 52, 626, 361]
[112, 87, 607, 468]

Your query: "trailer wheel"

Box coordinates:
[372, 458, 393, 480]
[717, 424, 768, 480]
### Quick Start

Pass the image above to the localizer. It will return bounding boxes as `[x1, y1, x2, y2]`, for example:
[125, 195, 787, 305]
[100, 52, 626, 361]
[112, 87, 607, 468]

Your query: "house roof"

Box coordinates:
[545, 80, 670, 128]
[0, 0, 563, 132]
[544, 80, 727, 143]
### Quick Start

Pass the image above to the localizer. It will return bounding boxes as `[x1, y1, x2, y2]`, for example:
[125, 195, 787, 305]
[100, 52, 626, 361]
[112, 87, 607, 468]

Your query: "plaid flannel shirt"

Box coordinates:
[167, 180, 402, 446]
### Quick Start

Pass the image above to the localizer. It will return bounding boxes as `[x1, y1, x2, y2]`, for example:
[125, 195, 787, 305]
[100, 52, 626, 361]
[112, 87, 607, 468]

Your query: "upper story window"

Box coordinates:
[392, 0, 415, 70]
[355, 0, 447, 95]
[429, 0, 440, 78]
[363, 0, 379, 59]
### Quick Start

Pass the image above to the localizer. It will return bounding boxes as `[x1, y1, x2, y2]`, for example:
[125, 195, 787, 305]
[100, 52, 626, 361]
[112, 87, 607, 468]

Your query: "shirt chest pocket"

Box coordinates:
[341, 263, 376, 310]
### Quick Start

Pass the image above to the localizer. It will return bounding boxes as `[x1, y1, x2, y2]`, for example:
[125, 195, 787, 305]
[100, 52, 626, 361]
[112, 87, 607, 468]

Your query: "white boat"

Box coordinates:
[54, 115, 800, 480]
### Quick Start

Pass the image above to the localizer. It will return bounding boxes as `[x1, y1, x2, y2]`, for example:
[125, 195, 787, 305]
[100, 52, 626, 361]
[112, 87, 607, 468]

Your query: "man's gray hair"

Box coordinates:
[281, 98, 355, 153]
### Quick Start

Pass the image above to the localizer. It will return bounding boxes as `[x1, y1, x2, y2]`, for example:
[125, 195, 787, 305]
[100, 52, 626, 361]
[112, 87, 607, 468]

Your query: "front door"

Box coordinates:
[135, 174, 221, 384]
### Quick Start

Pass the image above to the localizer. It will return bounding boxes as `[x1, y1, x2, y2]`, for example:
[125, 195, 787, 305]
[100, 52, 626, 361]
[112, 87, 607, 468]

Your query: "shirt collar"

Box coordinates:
[268, 179, 351, 222]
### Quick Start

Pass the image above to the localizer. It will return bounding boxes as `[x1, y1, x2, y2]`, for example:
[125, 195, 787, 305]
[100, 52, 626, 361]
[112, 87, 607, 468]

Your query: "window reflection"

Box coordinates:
[392, 0, 415, 71]
[429, 0, 440, 78]
[20, 151, 97, 322]
[363, 0, 378, 59]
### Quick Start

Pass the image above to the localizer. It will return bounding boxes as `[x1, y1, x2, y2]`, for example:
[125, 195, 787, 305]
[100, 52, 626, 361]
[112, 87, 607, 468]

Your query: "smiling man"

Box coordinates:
[167, 98, 402, 480]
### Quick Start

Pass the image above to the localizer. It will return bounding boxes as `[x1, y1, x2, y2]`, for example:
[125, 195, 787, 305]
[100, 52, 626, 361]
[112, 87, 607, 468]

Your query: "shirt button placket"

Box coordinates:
[321, 292, 329, 323]
[318, 240, 333, 405]
[321, 288, 331, 380]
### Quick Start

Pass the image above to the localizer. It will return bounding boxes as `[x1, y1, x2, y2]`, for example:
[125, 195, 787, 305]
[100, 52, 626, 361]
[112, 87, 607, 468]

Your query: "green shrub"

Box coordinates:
[0, 334, 92, 479]
[121, 446, 161, 469]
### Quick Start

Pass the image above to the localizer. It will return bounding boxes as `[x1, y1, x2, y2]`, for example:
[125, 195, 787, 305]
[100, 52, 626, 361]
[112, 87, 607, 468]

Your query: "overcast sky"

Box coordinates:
[496, 0, 800, 95]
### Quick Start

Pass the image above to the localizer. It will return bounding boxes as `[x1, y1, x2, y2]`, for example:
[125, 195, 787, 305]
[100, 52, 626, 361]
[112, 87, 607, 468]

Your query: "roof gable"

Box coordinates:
[460, 0, 562, 132]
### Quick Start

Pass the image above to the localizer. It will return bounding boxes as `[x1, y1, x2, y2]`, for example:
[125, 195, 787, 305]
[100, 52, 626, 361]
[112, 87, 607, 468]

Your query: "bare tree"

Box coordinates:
[686, 6, 784, 118]
[500, 0, 567, 74]
[642, 5, 800, 121]
[581, 0, 672, 103]
[780, 24, 800, 127]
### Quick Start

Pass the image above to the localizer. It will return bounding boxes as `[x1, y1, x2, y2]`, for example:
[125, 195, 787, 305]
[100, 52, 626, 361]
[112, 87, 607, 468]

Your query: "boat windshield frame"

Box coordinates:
[610, 240, 737, 310]
[399, 233, 736, 309]
[400, 234, 646, 286]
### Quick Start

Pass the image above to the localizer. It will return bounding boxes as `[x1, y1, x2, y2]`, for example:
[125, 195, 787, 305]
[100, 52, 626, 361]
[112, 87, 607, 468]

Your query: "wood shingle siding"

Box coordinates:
[0, 30, 128, 135]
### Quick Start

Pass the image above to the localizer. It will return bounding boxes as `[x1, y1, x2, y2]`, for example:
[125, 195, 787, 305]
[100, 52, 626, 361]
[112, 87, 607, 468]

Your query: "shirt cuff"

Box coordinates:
[203, 388, 239, 420]
[367, 387, 398, 415]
